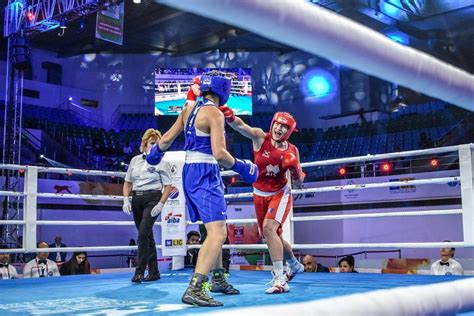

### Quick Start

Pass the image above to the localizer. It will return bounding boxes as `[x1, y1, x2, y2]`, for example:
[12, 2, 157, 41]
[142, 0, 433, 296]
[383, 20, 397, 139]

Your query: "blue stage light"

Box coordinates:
[301, 68, 337, 102]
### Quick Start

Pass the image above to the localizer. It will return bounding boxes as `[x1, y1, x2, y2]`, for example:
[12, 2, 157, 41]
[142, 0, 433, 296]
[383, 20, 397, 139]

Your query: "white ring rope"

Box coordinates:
[0, 177, 458, 201]
[224, 176, 459, 199]
[158, 0, 474, 111]
[36, 193, 125, 201]
[36, 166, 125, 177]
[36, 220, 144, 226]
[221, 145, 470, 176]
[0, 220, 25, 225]
[210, 278, 474, 316]
[292, 209, 463, 222]
[0, 144, 470, 253]
[0, 191, 25, 197]
[292, 242, 474, 250]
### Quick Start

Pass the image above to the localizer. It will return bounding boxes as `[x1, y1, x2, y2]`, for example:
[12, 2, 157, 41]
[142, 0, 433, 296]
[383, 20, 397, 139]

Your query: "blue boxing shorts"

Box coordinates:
[183, 162, 227, 223]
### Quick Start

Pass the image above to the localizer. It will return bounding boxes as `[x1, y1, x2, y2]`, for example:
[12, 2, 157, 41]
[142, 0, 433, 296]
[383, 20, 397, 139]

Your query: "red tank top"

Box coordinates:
[253, 133, 298, 192]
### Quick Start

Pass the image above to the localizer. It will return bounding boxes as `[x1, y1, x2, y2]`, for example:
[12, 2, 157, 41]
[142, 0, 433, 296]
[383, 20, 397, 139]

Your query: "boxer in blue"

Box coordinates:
[146, 74, 258, 307]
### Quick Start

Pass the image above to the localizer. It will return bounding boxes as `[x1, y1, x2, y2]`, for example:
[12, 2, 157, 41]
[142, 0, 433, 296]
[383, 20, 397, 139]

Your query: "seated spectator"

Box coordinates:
[185, 231, 201, 268]
[60, 251, 91, 275]
[123, 142, 133, 155]
[431, 241, 464, 276]
[302, 255, 329, 273]
[23, 241, 60, 278]
[0, 244, 18, 279]
[48, 235, 67, 263]
[338, 255, 358, 273]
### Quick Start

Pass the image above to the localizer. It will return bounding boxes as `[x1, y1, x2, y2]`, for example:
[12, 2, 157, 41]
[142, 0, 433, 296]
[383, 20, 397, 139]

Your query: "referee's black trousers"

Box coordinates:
[132, 191, 162, 275]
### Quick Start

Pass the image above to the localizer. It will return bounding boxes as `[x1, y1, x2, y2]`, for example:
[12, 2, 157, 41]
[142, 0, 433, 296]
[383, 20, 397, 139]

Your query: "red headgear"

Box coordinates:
[270, 112, 297, 142]
[192, 76, 201, 85]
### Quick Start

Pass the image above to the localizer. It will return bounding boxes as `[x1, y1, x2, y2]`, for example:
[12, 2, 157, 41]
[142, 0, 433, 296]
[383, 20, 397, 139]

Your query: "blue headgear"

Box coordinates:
[199, 75, 231, 106]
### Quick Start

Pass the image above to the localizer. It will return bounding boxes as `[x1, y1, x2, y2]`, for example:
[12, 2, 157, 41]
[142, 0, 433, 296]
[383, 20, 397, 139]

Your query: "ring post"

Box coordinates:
[459, 144, 474, 244]
[23, 166, 38, 253]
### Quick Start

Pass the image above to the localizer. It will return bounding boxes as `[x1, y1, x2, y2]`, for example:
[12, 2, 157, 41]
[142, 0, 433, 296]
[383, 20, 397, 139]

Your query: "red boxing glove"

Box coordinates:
[282, 152, 305, 180]
[218, 105, 236, 122]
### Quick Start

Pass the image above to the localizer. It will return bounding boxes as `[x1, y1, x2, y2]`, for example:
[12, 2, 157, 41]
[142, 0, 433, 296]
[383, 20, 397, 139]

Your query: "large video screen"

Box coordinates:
[154, 68, 252, 116]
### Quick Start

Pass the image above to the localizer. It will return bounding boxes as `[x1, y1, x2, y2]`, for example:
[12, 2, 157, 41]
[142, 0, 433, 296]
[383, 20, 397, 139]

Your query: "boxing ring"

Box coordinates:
[1, 144, 473, 315]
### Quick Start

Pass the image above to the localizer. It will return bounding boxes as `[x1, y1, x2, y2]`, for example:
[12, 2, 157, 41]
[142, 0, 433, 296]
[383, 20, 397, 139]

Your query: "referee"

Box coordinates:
[122, 129, 173, 283]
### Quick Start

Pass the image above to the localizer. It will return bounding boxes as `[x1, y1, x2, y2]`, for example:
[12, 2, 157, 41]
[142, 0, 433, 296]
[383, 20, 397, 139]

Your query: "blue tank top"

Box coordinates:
[184, 101, 213, 155]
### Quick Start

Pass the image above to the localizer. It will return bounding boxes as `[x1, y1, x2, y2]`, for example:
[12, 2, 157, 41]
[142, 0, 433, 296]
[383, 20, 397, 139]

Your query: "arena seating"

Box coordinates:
[6, 101, 470, 175]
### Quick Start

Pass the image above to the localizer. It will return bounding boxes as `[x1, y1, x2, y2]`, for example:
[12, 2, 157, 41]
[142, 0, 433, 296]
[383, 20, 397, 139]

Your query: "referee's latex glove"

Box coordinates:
[151, 202, 164, 217]
[122, 197, 132, 216]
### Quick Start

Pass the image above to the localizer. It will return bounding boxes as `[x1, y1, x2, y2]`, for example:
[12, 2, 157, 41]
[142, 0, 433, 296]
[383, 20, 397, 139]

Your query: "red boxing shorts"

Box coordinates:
[253, 185, 292, 236]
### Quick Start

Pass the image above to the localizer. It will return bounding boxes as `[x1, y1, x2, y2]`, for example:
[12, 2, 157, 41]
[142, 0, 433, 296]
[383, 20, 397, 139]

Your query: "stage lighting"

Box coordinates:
[338, 167, 347, 176]
[430, 158, 439, 168]
[66, 171, 73, 176]
[60, 17, 67, 29]
[381, 162, 392, 173]
[68, 97, 73, 101]
[26, 10, 35, 21]
[40, 154, 45, 158]
[133, 0, 141, 3]
[301, 68, 337, 102]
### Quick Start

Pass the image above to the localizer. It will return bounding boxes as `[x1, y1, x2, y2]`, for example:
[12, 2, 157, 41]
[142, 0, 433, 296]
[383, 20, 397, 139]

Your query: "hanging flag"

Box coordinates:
[95, 2, 124, 45]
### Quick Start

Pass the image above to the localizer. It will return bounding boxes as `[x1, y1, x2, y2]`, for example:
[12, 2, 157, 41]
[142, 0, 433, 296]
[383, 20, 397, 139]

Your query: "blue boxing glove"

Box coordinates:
[146, 144, 164, 165]
[231, 158, 258, 184]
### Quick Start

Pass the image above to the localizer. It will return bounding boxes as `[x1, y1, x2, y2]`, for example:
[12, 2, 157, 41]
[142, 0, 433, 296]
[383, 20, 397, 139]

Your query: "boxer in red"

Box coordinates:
[219, 107, 305, 294]
[185, 76, 201, 107]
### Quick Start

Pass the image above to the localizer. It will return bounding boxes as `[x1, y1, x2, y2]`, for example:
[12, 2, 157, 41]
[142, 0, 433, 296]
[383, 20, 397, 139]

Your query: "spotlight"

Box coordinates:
[338, 167, 347, 176]
[66, 171, 73, 176]
[68, 97, 73, 101]
[133, 0, 141, 3]
[60, 17, 67, 29]
[381, 162, 392, 173]
[120, 162, 125, 166]
[430, 158, 439, 168]
[26, 10, 35, 21]
[40, 154, 45, 159]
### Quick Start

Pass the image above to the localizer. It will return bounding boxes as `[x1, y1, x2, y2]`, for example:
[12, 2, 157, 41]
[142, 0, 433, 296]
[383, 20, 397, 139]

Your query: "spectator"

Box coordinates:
[60, 251, 91, 276]
[0, 244, 18, 279]
[23, 241, 60, 278]
[185, 231, 201, 268]
[338, 255, 358, 273]
[123, 142, 133, 155]
[430, 241, 464, 276]
[48, 235, 67, 263]
[302, 255, 329, 273]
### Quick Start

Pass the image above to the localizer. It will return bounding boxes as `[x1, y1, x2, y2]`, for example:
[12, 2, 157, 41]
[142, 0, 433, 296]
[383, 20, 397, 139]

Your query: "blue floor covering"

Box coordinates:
[0, 269, 472, 315]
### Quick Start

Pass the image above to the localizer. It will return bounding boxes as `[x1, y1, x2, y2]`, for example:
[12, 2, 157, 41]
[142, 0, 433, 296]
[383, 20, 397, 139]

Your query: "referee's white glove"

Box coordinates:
[151, 202, 164, 217]
[122, 197, 132, 215]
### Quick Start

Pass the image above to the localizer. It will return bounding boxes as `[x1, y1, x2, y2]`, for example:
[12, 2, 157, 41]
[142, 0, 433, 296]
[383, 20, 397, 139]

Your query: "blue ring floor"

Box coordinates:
[0, 269, 473, 315]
